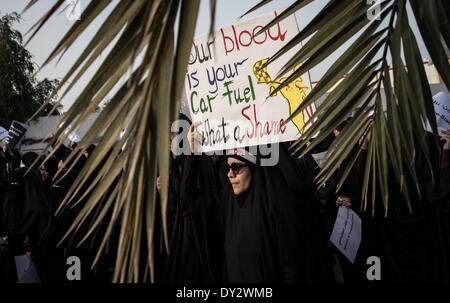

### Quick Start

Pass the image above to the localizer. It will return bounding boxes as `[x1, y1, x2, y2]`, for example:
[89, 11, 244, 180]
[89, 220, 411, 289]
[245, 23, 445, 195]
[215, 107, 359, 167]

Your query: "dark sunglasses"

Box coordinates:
[224, 162, 247, 175]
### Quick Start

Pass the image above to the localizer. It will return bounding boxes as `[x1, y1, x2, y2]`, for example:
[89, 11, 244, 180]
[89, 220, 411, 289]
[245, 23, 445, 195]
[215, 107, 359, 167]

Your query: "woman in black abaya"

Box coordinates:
[0, 146, 15, 282]
[277, 142, 336, 283]
[156, 115, 221, 283]
[220, 147, 307, 283]
[1, 152, 52, 282]
[160, 153, 221, 283]
[376, 131, 450, 282]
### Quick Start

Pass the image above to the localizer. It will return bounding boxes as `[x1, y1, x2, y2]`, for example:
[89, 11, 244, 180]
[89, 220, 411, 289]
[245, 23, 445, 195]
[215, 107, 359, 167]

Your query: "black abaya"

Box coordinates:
[1, 167, 52, 282]
[161, 154, 221, 283]
[352, 133, 450, 283]
[277, 142, 336, 283]
[220, 152, 306, 283]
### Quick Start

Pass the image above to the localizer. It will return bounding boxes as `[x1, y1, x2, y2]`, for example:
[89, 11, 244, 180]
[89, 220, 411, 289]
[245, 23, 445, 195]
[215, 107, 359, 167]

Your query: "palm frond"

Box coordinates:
[246, 0, 449, 216]
[26, 0, 201, 282]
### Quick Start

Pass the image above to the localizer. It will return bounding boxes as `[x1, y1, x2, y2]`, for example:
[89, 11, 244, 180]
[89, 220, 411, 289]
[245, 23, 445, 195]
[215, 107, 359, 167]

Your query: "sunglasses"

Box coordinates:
[224, 162, 247, 175]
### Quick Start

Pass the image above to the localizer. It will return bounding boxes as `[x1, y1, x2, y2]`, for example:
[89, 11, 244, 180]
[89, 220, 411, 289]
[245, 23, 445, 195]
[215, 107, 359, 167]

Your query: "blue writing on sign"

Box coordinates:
[206, 58, 249, 94]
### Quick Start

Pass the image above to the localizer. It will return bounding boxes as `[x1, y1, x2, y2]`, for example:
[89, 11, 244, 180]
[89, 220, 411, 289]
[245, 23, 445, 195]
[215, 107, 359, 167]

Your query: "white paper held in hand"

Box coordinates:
[330, 206, 362, 264]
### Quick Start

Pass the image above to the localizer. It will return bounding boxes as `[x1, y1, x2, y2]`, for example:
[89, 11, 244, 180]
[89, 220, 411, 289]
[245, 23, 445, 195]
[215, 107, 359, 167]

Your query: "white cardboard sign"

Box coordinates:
[185, 10, 316, 152]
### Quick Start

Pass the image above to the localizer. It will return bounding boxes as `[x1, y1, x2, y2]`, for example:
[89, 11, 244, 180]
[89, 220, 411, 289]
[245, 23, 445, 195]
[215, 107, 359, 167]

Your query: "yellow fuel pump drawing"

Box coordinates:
[253, 57, 310, 134]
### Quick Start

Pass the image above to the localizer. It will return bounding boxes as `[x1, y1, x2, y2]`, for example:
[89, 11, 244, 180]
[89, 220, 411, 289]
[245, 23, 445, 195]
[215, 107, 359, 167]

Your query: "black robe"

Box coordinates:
[48, 157, 112, 282]
[160, 154, 221, 283]
[375, 135, 450, 283]
[340, 133, 450, 283]
[1, 167, 52, 282]
[0, 150, 14, 282]
[220, 152, 306, 283]
[330, 145, 384, 283]
[0, 150, 8, 236]
[46, 167, 80, 281]
[277, 142, 336, 283]
[2, 148, 21, 179]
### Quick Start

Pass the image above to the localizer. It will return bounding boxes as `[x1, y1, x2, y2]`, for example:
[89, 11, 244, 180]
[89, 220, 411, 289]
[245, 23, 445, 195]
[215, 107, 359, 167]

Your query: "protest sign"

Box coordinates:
[185, 10, 315, 152]
[432, 92, 450, 131]
[0, 125, 8, 143]
[5, 120, 29, 149]
[60, 123, 81, 143]
[14, 255, 41, 283]
[68, 131, 81, 143]
[330, 206, 362, 264]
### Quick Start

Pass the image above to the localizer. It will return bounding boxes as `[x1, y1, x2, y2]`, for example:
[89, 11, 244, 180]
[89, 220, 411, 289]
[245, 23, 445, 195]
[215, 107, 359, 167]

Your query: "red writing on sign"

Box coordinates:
[221, 11, 287, 56]
[241, 104, 286, 139]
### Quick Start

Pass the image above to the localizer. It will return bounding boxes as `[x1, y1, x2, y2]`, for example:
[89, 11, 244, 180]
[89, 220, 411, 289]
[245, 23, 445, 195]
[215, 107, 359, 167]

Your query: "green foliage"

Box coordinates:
[0, 12, 61, 128]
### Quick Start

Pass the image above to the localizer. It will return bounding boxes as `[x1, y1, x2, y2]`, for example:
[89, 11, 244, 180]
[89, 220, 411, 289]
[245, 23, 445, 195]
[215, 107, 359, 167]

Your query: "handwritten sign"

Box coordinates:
[14, 255, 41, 283]
[0, 125, 8, 143]
[5, 120, 29, 149]
[185, 10, 315, 152]
[432, 92, 450, 131]
[330, 206, 362, 264]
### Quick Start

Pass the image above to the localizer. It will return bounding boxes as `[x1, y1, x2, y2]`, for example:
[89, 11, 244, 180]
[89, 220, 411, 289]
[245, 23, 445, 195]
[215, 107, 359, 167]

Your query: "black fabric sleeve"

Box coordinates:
[179, 155, 202, 213]
[441, 150, 450, 171]
[276, 202, 306, 283]
[269, 168, 306, 283]
[439, 150, 450, 198]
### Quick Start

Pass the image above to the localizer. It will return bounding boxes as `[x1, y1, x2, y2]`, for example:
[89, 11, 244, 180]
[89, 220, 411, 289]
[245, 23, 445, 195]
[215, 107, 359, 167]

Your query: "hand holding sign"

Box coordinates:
[440, 129, 450, 150]
[336, 196, 352, 207]
[188, 122, 205, 154]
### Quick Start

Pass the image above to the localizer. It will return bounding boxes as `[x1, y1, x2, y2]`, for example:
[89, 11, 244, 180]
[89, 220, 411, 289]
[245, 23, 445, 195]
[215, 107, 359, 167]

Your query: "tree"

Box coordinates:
[24, 0, 449, 282]
[0, 12, 61, 128]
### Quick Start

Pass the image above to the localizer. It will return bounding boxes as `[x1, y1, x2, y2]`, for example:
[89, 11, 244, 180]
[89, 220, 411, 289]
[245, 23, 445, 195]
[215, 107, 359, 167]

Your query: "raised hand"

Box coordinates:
[188, 122, 204, 154]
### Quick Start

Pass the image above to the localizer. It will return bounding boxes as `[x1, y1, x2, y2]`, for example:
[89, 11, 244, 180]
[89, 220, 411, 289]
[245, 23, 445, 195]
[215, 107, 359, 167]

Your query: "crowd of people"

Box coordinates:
[153, 115, 450, 283]
[1, 115, 449, 283]
[0, 139, 114, 282]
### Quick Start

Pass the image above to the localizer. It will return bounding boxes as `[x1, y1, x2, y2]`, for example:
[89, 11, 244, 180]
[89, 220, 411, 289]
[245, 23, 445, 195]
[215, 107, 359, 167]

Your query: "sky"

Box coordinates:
[1, 0, 430, 111]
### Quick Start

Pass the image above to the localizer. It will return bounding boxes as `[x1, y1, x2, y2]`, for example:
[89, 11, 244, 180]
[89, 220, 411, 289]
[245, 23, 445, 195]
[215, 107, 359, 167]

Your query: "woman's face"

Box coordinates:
[40, 165, 49, 181]
[226, 157, 252, 196]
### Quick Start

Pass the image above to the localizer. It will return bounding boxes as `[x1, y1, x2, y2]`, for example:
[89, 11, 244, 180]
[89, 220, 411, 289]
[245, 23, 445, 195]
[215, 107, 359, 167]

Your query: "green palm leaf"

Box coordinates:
[25, 0, 202, 282]
[245, 0, 449, 216]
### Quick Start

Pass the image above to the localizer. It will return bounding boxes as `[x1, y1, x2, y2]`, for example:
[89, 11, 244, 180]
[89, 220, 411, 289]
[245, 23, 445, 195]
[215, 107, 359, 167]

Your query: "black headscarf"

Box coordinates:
[220, 146, 307, 283]
[21, 152, 38, 168]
